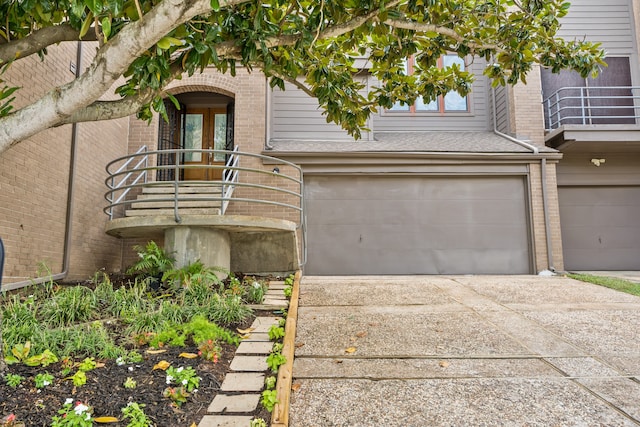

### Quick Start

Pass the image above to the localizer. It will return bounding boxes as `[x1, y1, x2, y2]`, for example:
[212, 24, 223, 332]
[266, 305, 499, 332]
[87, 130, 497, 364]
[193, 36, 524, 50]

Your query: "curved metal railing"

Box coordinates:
[543, 86, 640, 130]
[104, 148, 306, 265]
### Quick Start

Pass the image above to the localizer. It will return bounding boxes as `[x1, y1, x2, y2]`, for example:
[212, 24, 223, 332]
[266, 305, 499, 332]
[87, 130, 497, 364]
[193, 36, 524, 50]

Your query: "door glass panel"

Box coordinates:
[213, 114, 227, 161]
[183, 114, 203, 162]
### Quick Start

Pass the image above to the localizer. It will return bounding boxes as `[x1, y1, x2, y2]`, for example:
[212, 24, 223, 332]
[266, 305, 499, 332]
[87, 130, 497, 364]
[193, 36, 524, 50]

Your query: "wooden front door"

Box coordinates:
[182, 108, 228, 181]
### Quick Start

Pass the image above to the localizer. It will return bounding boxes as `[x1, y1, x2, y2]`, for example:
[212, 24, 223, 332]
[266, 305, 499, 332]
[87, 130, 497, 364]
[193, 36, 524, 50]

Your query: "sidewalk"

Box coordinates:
[289, 275, 640, 426]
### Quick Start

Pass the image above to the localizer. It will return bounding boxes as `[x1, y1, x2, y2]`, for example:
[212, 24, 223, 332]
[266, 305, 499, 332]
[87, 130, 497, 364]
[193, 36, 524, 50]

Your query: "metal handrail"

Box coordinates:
[106, 145, 148, 219]
[222, 146, 240, 215]
[104, 148, 306, 265]
[543, 86, 640, 130]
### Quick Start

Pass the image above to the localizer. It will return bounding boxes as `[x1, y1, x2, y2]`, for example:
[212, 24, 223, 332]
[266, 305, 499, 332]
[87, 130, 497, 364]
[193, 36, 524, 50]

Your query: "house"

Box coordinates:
[0, 0, 638, 289]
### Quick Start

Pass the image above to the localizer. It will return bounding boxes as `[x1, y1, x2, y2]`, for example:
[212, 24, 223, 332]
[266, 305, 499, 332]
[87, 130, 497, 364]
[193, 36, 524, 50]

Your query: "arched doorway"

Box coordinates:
[157, 91, 235, 181]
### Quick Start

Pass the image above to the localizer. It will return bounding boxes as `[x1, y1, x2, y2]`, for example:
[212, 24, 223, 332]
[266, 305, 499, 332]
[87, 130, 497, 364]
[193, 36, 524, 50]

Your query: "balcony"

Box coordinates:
[103, 147, 305, 275]
[543, 86, 640, 152]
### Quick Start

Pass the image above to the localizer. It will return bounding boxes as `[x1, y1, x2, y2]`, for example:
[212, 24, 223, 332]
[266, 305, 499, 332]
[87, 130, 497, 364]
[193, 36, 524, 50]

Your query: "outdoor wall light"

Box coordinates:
[272, 167, 280, 174]
[590, 158, 606, 167]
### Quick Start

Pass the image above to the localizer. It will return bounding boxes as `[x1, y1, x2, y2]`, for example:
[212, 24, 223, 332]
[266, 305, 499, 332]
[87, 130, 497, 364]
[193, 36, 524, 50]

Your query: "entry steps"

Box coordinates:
[125, 183, 223, 217]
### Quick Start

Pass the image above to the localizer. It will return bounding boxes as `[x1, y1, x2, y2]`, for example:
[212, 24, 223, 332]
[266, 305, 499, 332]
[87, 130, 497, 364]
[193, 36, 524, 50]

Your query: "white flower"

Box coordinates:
[116, 357, 125, 366]
[253, 282, 261, 289]
[128, 366, 134, 372]
[182, 379, 188, 385]
[43, 380, 50, 386]
[74, 403, 89, 415]
[85, 413, 91, 421]
[65, 398, 73, 405]
[166, 375, 174, 384]
[176, 367, 184, 373]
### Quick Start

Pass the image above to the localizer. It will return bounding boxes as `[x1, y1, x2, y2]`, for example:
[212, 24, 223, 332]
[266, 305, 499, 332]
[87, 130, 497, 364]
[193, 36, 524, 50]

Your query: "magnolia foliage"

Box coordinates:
[0, 0, 605, 152]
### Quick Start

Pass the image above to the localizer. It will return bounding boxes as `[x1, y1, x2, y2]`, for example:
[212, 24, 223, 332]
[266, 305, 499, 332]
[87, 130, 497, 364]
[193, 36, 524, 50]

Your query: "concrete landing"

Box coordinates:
[290, 275, 640, 426]
[105, 215, 299, 274]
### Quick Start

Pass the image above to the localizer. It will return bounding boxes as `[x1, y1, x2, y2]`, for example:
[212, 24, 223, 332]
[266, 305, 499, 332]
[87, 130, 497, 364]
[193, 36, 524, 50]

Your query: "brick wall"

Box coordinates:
[508, 65, 546, 147]
[0, 42, 130, 283]
[528, 161, 565, 273]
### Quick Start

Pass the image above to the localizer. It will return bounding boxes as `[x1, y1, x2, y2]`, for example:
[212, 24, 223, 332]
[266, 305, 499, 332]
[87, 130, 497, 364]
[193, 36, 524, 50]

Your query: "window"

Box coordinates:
[389, 55, 469, 113]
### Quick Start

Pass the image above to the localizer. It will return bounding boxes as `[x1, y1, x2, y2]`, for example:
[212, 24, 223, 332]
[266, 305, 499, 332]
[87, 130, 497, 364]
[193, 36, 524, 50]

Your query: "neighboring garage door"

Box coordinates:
[305, 175, 531, 275]
[559, 186, 640, 270]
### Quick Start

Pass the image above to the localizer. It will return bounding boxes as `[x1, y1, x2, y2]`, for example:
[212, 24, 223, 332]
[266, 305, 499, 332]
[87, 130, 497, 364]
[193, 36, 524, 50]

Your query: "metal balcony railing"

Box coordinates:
[543, 86, 640, 130]
[104, 148, 306, 264]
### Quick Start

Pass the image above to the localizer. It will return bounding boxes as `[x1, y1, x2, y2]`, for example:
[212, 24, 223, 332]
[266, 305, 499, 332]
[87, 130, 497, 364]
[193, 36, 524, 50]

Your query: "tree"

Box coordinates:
[0, 0, 605, 153]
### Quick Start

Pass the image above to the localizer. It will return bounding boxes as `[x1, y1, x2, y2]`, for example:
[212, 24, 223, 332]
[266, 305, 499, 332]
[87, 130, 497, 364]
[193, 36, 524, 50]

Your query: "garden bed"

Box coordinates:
[0, 255, 285, 426]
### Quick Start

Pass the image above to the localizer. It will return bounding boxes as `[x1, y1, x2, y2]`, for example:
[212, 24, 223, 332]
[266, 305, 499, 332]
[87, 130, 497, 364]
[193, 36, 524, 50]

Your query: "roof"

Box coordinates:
[267, 131, 557, 154]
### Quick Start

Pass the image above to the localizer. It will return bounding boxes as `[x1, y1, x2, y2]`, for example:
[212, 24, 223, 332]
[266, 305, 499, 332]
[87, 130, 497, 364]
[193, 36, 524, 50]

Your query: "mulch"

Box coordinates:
[0, 328, 271, 426]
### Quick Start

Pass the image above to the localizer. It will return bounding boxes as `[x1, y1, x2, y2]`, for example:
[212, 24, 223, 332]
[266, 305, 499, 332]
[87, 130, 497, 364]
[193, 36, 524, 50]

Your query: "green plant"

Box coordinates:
[123, 377, 137, 389]
[266, 352, 287, 373]
[51, 399, 93, 427]
[69, 371, 87, 387]
[250, 419, 268, 427]
[127, 241, 175, 279]
[165, 366, 200, 392]
[268, 325, 285, 341]
[246, 280, 267, 304]
[207, 294, 253, 326]
[284, 274, 295, 286]
[197, 339, 221, 363]
[40, 286, 97, 327]
[34, 372, 54, 389]
[164, 260, 224, 290]
[261, 389, 279, 412]
[77, 357, 97, 372]
[24, 349, 59, 367]
[117, 351, 144, 366]
[264, 375, 276, 390]
[5, 341, 31, 364]
[162, 386, 189, 407]
[121, 402, 153, 427]
[4, 373, 24, 388]
[184, 315, 240, 346]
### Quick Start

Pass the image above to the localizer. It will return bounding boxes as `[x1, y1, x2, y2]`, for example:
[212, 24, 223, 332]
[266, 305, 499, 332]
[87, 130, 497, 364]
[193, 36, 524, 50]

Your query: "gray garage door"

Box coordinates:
[305, 175, 531, 275]
[559, 186, 640, 270]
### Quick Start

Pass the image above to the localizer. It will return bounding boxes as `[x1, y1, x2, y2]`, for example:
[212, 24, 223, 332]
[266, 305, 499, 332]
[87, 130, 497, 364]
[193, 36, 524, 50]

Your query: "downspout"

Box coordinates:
[4, 42, 81, 291]
[492, 87, 554, 272]
[264, 77, 274, 150]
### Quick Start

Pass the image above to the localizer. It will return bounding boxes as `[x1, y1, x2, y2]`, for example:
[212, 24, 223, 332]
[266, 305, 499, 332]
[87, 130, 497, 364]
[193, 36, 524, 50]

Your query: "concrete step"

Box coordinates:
[132, 200, 222, 209]
[137, 193, 222, 200]
[142, 184, 223, 194]
[125, 208, 221, 216]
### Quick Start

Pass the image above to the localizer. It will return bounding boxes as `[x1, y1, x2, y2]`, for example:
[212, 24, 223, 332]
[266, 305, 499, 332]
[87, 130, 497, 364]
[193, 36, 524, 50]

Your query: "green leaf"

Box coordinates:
[79, 11, 94, 39]
[210, 0, 220, 12]
[102, 16, 112, 41]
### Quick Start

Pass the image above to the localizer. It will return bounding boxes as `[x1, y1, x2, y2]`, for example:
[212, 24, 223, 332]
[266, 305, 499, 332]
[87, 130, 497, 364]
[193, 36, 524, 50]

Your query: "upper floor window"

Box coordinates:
[389, 55, 469, 113]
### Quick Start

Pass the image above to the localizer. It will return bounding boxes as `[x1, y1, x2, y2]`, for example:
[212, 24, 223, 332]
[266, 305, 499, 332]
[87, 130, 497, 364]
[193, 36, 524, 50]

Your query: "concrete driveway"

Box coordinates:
[289, 275, 640, 426]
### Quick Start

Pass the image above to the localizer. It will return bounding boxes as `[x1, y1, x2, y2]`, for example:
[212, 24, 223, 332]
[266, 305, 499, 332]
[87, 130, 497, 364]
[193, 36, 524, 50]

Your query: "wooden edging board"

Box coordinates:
[270, 270, 301, 427]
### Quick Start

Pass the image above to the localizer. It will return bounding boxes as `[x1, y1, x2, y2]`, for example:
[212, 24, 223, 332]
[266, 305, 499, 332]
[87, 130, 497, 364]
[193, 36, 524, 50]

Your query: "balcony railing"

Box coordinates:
[543, 86, 640, 130]
[104, 149, 306, 263]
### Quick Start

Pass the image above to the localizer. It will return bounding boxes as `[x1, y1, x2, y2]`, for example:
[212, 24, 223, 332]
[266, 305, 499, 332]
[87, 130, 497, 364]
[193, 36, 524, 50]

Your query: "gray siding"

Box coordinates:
[493, 84, 510, 134]
[270, 82, 357, 141]
[371, 58, 491, 132]
[557, 0, 635, 55]
[557, 153, 640, 186]
[270, 58, 492, 139]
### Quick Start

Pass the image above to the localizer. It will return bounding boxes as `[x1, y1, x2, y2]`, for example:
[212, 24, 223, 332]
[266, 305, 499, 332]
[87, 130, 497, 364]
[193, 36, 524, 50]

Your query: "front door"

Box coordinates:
[182, 108, 228, 181]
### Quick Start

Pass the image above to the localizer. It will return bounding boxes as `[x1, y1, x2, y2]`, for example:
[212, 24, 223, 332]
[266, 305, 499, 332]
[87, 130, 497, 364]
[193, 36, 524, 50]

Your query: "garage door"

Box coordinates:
[559, 186, 640, 270]
[305, 175, 531, 275]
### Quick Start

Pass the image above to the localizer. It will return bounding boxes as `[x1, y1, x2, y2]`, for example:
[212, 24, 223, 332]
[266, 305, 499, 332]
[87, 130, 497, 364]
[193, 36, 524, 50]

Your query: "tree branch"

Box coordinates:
[0, 24, 97, 64]
[384, 18, 504, 53]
